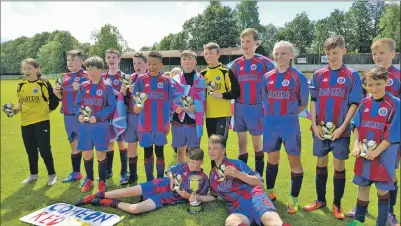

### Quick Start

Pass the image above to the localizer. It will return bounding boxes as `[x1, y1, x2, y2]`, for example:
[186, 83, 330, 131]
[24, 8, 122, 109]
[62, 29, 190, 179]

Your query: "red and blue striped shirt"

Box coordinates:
[60, 69, 87, 115]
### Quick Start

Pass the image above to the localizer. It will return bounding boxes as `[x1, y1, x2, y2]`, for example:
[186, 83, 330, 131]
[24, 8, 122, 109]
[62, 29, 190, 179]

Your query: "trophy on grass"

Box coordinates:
[2, 102, 14, 118]
[173, 174, 182, 191]
[187, 174, 203, 214]
[318, 121, 336, 140]
[180, 95, 193, 110]
[80, 106, 92, 122]
[133, 92, 148, 108]
[207, 81, 216, 95]
[216, 163, 226, 182]
[359, 139, 378, 158]
[120, 73, 132, 88]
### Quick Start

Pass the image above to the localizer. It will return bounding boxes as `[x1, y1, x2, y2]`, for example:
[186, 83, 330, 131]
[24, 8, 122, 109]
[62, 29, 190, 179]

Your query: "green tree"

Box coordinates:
[37, 41, 65, 74]
[140, 46, 153, 51]
[1, 37, 29, 73]
[236, 0, 261, 31]
[277, 12, 314, 54]
[375, 3, 400, 51]
[89, 24, 127, 59]
[259, 24, 279, 56]
[367, 1, 386, 36]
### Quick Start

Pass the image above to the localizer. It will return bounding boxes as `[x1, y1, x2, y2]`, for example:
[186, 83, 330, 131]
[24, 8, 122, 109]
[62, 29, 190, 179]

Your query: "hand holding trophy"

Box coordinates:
[207, 81, 216, 95]
[173, 174, 182, 191]
[359, 139, 378, 158]
[216, 163, 226, 182]
[55, 77, 63, 90]
[120, 73, 132, 89]
[318, 121, 336, 140]
[187, 174, 203, 214]
[133, 92, 148, 108]
[2, 102, 15, 118]
[180, 95, 193, 110]
[80, 106, 92, 122]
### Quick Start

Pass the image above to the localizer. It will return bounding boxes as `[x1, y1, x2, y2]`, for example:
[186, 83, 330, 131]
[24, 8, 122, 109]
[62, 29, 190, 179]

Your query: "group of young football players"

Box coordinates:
[8, 27, 400, 226]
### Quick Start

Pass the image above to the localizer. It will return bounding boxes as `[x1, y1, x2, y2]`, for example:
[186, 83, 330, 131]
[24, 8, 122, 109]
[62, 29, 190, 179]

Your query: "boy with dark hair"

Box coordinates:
[54, 50, 88, 183]
[74, 56, 116, 193]
[132, 51, 172, 181]
[76, 148, 209, 214]
[347, 67, 400, 226]
[304, 35, 362, 219]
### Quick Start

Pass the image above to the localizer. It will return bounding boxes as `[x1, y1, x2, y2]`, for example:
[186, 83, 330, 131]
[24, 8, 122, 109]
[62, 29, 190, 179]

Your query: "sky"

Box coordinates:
[1, 1, 354, 50]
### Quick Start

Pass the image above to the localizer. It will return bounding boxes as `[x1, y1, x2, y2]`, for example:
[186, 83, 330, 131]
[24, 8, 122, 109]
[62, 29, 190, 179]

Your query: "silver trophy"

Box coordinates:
[2, 102, 14, 117]
[173, 174, 182, 191]
[120, 73, 131, 88]
[187, 174, 203, 214]
[359, 139, 378, 158]
[80, 106, 92, 121]
[216, 164, 226, 182]
[55, 77, 63, 87]
[133, 92, 148, 108]
[180, 96, 193, 110]
[318, 121, 336, 140]
[207, 81, 216, 95]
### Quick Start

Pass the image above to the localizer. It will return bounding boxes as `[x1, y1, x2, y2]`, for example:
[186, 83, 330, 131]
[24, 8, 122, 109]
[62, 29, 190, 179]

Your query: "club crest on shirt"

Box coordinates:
[113, 80, 120, 85]
[378, 107, 388, 116]
[364, 108, 370, 113]
[282, 79, 290, 87]
[337, 77, 346, 84]
[96, 89, 103, 96]
[33, 88, 39, 94]
[216, 76, 221, 81]
[250, 64, 257, 70]
[74, 77, 80, 82]
[387, 79, 393, 86]
[157, 82, 163, 88]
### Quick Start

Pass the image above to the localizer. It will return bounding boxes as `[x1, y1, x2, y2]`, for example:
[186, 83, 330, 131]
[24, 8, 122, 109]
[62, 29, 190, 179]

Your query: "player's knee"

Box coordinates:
[316, 156, 328, 167]
[333, 159, 345, 171]
[377, 189, 389, 197]
[225, 215, 244, 226]
[128, 204, 140, 214]
[260, 211, 283, 226]
[267, 152, 280, 165]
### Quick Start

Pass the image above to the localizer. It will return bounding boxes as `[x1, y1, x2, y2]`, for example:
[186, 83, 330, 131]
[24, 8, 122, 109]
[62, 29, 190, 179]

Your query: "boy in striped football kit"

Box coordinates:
[347, 67, 400, 226]
[347, 38, 400, 225]
[74, 56, 116, 193]
[196, 135, 289, 226]
[76, 148, 208, 215]
[53, 50, 88, 183]
[229, 28, 275, 177]
[132, 51, 172, 181]
[120, 53, 148, 185]
[303, 35, 362, 219]
[101, 48, 129, 185]
[171, 50, 206, 163]
[262, 41, 309, 214]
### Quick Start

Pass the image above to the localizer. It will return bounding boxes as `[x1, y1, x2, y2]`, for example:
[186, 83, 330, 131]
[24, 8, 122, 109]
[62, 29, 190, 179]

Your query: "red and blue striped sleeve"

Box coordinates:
[349, 71, 363, 105]
[309, 72, 319, 101]
[384, 97, 400, 143]
[298, 71, 309, 107]
[95, 84, 116, 121]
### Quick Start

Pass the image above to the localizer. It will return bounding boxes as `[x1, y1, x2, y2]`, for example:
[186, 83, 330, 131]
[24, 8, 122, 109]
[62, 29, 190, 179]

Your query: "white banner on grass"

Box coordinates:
[20, 203, 121, 226]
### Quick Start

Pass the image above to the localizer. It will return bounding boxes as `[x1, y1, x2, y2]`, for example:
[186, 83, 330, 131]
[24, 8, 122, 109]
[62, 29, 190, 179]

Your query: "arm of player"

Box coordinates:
[226, 161, 264, 187]
[351, 106, 362, 157]
[165, 163, 181, 177]
[197, 194, 217, 203]
[222, 69, 240, 100]
[383, 99, 401, 144]
[73, 86, 84, 117]
[96, 85, 117, 121]
[297, 73, 309, 114]
[46, 81, 60, 111]
[13, 103, 23, 115]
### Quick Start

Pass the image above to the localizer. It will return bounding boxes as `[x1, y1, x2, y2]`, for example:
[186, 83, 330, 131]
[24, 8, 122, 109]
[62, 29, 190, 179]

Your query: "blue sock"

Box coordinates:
[84, 158, 94, 181]
[316, 166, 328, 203]
[71, 152, 82, 173]
[98, 159, 107, 182]
[144, 146, 154, 182]
[119, 149, 128, 174]
[355, 199, 369, 223]
[265, 163, 279, 190]
[377, 193, 390, 226]
[106, 151, 114, 174]
[255, 152, 264, 177]
[155, 145, 165, 179]
[238, 153, 248, 164]
[333, 169, 346, 208]
[389, 182, 398, 214]
[291, 172, 303, 197]
[129, 156, 138, 182]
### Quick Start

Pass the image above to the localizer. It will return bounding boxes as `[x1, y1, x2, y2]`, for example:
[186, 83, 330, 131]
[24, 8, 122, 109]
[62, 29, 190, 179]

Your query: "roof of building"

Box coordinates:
[121, 47, 243, 58]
